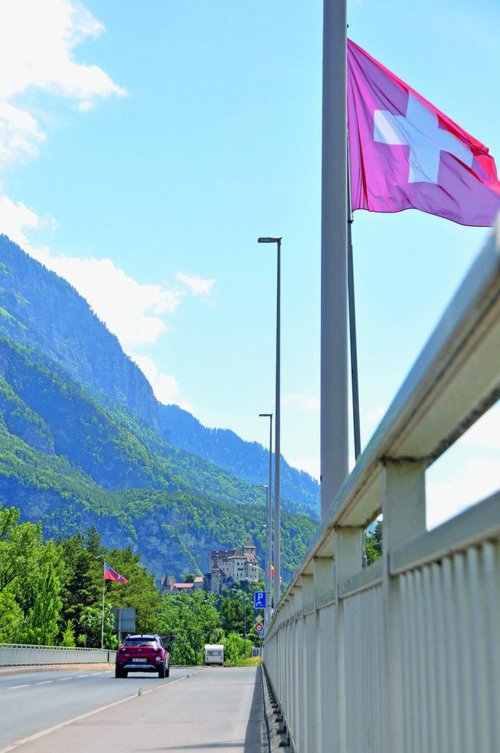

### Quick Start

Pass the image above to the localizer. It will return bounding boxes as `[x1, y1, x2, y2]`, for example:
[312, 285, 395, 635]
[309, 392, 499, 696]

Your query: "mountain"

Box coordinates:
[0, 236, 160, 431]
[0, 236, 319, 579]
[159, 404, 319, 516]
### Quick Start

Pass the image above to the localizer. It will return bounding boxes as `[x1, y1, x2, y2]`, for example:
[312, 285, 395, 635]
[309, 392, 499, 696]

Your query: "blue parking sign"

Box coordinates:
[254, 591, 267, 609]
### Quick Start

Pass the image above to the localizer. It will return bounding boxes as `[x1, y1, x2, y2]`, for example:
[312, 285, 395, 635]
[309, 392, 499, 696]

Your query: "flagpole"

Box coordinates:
[321, 0, 349, 516]
[101, 561, 105, 649]
[347, 148, 361, 460]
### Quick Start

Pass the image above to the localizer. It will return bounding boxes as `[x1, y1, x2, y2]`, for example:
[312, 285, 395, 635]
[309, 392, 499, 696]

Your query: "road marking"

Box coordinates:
[35, 681, 53, 685]
[0, 671, 200, 753]
[8, 684, 29, 690]
[56, 676, 74, 681]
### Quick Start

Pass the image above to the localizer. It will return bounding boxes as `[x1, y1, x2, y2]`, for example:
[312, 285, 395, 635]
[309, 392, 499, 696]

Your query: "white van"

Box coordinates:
[204, 644, 224, 665]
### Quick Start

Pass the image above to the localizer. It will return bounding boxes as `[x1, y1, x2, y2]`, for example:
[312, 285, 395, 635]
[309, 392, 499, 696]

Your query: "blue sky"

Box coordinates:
[0, 0, 498, 527]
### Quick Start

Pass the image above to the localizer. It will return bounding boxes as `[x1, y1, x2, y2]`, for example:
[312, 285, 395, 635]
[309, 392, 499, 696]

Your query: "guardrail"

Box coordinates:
[0, 644, 115, 666]
[264, 220, 500, 753]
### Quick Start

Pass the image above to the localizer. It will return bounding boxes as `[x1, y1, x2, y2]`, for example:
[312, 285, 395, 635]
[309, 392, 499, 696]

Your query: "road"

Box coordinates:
[0, 665, 267, 753]
[0, 666, 196, 750]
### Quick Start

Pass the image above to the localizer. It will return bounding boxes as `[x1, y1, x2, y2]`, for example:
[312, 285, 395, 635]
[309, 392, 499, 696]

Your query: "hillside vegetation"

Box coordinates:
[0, 236, 319, 580]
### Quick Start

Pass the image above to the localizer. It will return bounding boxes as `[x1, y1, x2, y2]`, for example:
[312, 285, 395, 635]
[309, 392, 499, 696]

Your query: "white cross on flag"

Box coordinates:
[347, 39, 500, 226]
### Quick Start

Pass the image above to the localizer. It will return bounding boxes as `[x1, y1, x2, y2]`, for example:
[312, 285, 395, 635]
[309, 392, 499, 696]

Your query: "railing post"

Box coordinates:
[287, 589, 299, 746]
[293, 581, 304, 752]
[334, 526, 364, 753]
[301, 573, 315, 751]
[382, 459, 426, 753]
[314, 556, 335, 751]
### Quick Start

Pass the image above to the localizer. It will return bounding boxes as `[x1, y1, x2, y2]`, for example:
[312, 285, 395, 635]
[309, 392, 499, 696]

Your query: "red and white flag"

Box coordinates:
[347, 39, 500, 227]
[104, 562, 128, 583]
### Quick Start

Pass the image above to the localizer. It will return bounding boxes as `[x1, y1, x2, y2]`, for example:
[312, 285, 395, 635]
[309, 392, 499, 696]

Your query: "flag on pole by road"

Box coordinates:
[104, 562, 128, 583]
[347, 39, 500, 227]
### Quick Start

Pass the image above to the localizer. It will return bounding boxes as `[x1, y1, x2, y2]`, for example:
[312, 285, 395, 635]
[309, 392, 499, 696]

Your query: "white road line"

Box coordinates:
[8, 684, 29, 690]
[56, 676, 74, 681]
[35, 681, 53, 685]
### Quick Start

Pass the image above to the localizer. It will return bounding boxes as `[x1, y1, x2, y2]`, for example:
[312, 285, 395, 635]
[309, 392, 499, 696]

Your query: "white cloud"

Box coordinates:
[176, 271, 215, 297]
[0, 190, 216, 355]
[0, 0, 125, 100]
[29, 248, 184, 346]
[0, 195, 41, 245]
[0, 0, 125, 166]
[290, 457, 320, 480]
[460, 404, 499, 450]
[130, 354, 180, 405]
[427, 455, 498, 529]
[0, 104, 46, 166]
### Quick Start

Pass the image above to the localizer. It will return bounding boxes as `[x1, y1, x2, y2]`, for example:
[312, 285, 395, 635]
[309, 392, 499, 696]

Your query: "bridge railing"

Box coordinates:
[264, 221, 499, 753]
[0, 643, 115, 666]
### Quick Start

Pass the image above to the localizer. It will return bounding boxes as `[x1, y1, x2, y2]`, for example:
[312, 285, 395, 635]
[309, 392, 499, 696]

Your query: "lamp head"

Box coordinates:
[258, 237, 282, 244]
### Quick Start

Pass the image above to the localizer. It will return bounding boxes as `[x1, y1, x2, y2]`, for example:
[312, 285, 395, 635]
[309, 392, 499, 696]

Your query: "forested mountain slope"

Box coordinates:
[0, 236, 319, 578]
[159, 404, 319, 516]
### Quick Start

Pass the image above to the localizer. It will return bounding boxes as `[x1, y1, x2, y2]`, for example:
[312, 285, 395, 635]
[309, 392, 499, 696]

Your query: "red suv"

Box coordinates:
[115, 634, 170, 678]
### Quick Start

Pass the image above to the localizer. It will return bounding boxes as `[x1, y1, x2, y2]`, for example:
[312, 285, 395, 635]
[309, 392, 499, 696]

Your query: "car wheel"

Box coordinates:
[115, 666, 125, 678]
[158, 663, 165, 679]
[166, 663, 170, 677]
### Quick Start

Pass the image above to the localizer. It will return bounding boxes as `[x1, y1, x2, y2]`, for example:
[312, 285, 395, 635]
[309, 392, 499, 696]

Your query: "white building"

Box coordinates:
[209, 543, 260, 594]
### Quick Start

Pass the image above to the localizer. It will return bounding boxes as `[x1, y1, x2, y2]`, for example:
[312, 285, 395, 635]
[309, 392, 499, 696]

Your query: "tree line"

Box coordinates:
[0, 502, 266, 663]
[0, 501, 381, 664]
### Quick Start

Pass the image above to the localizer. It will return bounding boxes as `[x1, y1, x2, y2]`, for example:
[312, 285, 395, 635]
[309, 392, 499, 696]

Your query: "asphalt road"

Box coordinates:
[0, 666, 197, 751]
[0, 665, 267, 753]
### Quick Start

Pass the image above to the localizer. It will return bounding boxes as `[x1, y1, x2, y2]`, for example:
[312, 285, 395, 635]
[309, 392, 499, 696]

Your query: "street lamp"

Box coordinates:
[258, 236, 282, 607]
[259, 413, 273, 626]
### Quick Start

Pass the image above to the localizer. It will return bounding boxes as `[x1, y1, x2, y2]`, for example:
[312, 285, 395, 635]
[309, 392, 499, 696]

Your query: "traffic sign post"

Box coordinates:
[253, 591, 267, 610]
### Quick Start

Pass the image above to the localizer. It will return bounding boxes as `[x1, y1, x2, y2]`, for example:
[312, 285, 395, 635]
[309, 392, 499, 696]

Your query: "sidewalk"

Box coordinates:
[2, 666, 269, 753]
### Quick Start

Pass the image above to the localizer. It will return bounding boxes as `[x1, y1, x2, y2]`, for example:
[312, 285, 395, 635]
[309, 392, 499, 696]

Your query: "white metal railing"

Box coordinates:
[264, 220, 500, 753]
[0, 643, 115, 666]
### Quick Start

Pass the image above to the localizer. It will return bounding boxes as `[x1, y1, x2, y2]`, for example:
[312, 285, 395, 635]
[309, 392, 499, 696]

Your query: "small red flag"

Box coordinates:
[104, 562, 128, 583]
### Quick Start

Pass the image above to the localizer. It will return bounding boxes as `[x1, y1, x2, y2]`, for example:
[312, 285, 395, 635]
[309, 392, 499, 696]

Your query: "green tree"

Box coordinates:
[0, 586, 23, 642]
[222, 633, 252, 663]
[365, 521, 382, 564]
[56, 531, 103, 636]
[103, 546, 159, 632]
[61, 619, 76, 647]
[0, 504, 42, 595]
[158, 591, 222, 665]
[219, 585, 254, 642]
[22, 561, 62, 645]
[79, 605, 115, 648]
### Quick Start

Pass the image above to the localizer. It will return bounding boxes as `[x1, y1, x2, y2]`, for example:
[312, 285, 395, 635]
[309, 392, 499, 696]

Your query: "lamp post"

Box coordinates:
[258, 236, 282, 606]
[259, 413, 273, 626]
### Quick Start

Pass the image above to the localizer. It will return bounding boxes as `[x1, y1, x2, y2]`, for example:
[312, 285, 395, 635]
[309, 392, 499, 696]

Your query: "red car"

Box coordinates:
[115, 634, 170, 678]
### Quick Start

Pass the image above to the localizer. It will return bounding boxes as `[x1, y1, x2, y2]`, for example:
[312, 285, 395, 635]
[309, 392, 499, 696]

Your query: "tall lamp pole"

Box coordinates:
[259, 412, 273, 626]
[258, 236, 282, 606]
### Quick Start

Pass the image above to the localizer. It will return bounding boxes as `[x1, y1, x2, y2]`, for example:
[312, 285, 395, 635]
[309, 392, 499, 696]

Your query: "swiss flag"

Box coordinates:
[347, 39, 500, 227]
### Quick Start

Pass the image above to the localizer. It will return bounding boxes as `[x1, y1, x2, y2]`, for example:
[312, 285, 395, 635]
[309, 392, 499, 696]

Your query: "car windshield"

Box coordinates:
[124, 639, 158, 648]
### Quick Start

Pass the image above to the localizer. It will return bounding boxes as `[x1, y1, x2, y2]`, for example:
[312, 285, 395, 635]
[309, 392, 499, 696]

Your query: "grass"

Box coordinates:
[224, 655, 262, 667]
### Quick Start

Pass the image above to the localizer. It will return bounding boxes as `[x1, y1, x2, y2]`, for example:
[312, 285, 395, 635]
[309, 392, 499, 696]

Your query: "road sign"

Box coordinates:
[253, 591, 267, 609]
[255, 622, 264, 633]
[258, 630, 265, 638]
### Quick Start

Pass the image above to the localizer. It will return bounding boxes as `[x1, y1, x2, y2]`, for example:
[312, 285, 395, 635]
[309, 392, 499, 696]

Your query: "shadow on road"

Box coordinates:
[244, 664, 267, 753]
